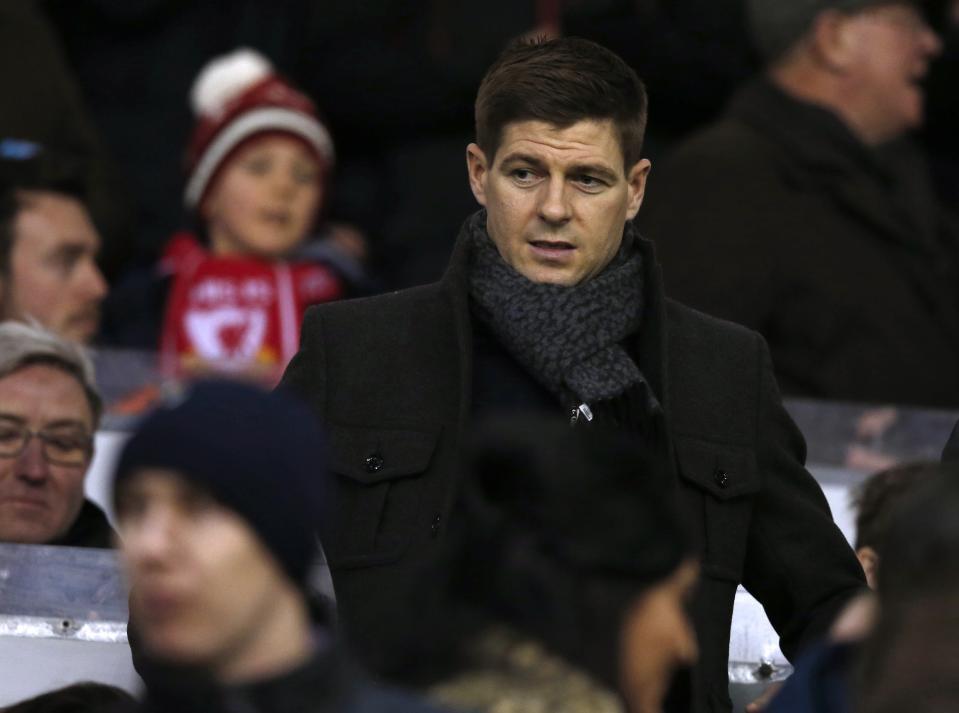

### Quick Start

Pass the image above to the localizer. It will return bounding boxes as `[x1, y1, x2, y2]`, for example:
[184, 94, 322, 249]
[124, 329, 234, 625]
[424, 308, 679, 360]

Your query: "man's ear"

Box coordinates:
[625, 158, 652, 221]
[466, 143, 489, 207]
[809, 9, 857, 71]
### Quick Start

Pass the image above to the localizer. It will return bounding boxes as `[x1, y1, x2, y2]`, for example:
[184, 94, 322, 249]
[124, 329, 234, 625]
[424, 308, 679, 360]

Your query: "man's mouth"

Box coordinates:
[0, 496, 49, 511]
[529, 240, 576, 256]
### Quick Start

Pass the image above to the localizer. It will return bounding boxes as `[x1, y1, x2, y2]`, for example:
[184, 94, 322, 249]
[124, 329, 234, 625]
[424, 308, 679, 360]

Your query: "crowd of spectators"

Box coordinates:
[3, 2, 959, 713]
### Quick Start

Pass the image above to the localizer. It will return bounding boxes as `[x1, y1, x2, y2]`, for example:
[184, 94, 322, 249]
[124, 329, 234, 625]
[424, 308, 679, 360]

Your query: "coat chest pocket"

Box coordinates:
[676, 436, 760, 583]
[325, 425, 438, 570]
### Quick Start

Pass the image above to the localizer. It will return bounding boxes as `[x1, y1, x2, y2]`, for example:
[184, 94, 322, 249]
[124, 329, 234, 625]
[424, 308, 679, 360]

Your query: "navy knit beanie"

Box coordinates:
[748, 0, 922, 61]
[113, 379, 328, 590]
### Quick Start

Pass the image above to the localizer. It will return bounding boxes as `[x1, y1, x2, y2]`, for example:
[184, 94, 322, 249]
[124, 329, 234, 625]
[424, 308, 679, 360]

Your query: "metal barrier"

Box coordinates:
[0, 544, 139, 705]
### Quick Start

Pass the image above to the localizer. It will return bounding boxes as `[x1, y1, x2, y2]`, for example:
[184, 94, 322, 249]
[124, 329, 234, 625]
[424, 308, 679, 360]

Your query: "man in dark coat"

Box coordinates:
[640, 0, 959, 407]
[282, 37, 866, 713]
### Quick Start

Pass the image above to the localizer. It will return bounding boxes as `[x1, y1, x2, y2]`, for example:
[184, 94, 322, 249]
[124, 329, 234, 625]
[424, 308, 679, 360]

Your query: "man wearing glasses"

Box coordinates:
[0, 321, 109, 547]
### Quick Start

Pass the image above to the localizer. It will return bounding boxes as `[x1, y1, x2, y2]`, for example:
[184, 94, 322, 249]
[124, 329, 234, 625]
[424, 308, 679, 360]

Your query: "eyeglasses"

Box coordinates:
[0, 423, 93, 466]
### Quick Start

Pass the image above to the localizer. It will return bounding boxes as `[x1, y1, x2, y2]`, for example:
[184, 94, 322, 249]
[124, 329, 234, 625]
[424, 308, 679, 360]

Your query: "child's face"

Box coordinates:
[203, 136, 323, 259]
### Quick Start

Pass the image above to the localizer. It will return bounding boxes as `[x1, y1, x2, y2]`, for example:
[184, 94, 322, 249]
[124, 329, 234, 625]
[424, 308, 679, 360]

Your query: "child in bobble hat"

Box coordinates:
[160, 48, 344, 382]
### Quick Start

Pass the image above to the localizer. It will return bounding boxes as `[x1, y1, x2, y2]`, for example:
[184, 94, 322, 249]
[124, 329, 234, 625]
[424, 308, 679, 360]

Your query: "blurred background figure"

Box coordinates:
[1, 682, 134, 713]
[854, 465, 959, 713]
[0, 144, 107, 344]
[393, 417, 698, 713]
[763, 460, 950, 713]
[111, 380, 443, 713]
[641, 0, 959, 408]
[0, 1, 132, 283]
[103, 49, 351, 381]
[157, 49, 346, 381]
[851, 461, 939, 587]
[0, 322, 109, 547]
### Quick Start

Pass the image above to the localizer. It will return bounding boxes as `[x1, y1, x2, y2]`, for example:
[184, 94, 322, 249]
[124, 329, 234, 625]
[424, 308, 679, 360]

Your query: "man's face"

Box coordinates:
[6, 192, 107, 343]
[840, 2, 941, 142]
[467, 119, 650, 286]
[116, 470, 295, 676]
[202, 136, 323, 259]
[0, 364, 94, 543]
[620, 559, 699, 713]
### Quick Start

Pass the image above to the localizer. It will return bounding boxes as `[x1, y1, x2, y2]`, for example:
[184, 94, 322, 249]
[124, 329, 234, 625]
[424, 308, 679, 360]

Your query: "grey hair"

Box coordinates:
[0, 321, 102, 425]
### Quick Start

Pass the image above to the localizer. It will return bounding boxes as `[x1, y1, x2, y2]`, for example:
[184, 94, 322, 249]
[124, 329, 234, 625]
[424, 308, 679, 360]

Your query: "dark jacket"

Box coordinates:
[128, 642, 443, 713]
[765, 641, 856, 713]
[52, 499, 113, 549]
[281, 223, 866, 713]
[640, 78, 959, 407]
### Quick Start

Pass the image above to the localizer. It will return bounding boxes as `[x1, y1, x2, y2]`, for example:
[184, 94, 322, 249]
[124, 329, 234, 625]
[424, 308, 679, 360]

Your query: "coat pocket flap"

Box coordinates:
[675, 436, 760, 500]
[329, 425, 438, 485]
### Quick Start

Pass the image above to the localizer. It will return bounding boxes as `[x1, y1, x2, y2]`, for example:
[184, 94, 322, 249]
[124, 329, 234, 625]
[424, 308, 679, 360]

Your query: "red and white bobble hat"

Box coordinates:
[183, 48, 335, 209]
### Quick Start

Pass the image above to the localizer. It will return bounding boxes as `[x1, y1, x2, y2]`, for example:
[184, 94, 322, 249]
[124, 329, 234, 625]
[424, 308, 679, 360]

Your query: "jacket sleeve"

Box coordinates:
[280, 305, 328, 419]
[740, 334, 867, 660]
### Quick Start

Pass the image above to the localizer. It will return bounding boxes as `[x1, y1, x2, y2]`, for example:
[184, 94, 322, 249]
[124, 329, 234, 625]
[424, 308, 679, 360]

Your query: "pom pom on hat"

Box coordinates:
[190, 49, 273, 119]
[183, 47, 335, 209]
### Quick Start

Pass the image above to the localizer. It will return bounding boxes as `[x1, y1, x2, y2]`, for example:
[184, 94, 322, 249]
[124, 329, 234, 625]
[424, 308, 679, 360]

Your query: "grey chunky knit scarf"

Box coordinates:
[466, 210, 645, 405]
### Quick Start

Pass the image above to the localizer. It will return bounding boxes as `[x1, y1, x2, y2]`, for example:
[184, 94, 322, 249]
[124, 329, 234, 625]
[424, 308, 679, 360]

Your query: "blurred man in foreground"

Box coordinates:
[0, 321, 109, 546]
[112, 380, 443, 713]
[414, 418, 699, 713]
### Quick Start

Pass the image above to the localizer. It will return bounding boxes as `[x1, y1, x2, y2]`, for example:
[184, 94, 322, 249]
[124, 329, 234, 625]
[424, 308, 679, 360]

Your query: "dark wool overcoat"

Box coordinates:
[281, 228, 866, 713]
[640, 78, 959, 408]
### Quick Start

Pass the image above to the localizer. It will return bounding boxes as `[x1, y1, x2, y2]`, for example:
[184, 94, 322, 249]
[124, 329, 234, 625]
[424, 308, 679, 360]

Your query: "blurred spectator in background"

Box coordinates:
[763, 460, 947, 713]
[154, 49, 345, 382]
[409, 418, 697, 713]
[851, 461, 938, 587]
[0, 144, 107, 344]
[1, 682, 134, 713]
[111, 380, 442, 713]
[641, 0, 959, 408]
[0, 2, 132, 281]
[853, 465, 959, 713]
[0, 322, 109, 547]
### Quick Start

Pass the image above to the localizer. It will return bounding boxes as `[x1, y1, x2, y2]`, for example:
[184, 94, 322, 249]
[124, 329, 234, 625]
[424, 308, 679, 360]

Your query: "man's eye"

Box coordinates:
[182, 490, 217, 515]
[0, 428, 23, 444]
[511, 169, 537, 184]
[575, 174, 605, 189]
[46, 437, 84, 452]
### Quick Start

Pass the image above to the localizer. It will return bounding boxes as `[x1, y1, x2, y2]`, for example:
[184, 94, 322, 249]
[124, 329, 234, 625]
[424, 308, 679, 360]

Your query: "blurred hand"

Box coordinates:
[830, 592, 878, 643]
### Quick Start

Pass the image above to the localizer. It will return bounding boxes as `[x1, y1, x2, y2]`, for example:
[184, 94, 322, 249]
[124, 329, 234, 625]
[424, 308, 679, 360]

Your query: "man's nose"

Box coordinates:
[81, 259, 108, 301]
[537, 176, 572, 224]
[15, 436, 49, 484]
[126, 508, 177, 564]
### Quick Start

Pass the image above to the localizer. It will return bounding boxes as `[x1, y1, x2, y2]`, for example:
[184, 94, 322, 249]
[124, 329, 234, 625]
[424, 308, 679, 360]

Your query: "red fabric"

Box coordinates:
[186, 76, 320, 173]
[160, 232, 343, 384]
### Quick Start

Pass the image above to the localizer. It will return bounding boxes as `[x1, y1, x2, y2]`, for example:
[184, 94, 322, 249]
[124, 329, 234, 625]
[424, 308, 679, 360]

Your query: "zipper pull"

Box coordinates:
[569, 402, 594, 426]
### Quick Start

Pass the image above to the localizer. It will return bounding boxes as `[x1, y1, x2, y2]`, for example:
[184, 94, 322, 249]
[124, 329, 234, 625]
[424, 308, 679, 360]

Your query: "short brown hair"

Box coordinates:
[475, 37, 648, 170]
[853, 461, 939, 551]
